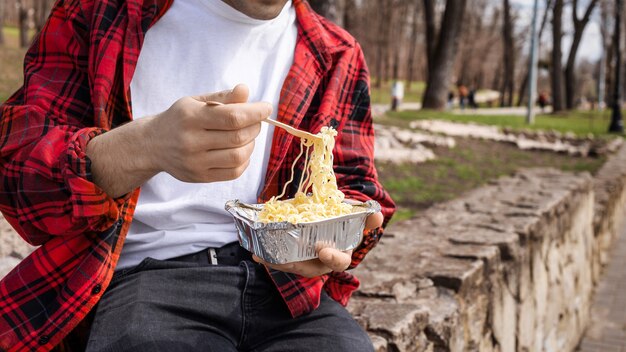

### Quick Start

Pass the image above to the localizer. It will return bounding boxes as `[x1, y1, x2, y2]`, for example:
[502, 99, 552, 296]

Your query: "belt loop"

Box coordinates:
[208, 248, 218, 265]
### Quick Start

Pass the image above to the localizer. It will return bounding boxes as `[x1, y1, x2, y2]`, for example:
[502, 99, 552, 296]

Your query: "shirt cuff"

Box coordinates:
[64, 127, 134, 231]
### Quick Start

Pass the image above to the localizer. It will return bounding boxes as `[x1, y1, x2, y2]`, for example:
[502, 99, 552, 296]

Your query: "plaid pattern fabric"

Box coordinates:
[0, 0, 395, 350]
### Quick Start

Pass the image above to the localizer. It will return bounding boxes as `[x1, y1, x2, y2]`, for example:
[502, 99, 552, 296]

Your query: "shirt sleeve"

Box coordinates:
[0, 0, 130, 246]
[332, 43, 396, 269]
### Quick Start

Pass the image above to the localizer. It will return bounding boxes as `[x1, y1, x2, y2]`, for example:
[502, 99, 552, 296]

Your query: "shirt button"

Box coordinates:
[92, 284, 102, 294]
[38, 335, 50, 345]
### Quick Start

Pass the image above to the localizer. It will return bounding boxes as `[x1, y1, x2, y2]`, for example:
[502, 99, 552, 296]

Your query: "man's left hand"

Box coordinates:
[252, 211, 383, 278]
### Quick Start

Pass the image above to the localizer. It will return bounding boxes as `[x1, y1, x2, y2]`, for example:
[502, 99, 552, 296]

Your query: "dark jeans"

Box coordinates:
[85, 248, 374, 352]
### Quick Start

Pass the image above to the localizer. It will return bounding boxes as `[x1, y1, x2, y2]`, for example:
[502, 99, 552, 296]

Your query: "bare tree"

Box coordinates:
[564, 0, 599, 109]
[0, 0, 6, 45]
[551, 0, 565, 112]
[391, 0, 411, 81]
[517, 0, 553, 106]
[17, 0, 30, 48]
[422, 0, 468, 109]
[342, 0, 356, 34]
[32, 0, 51, 35]
[500, 0, 515, 106]
[405, 0, 420, 91]
[373, 0, 390, 88]
[600, 0, 615, 107]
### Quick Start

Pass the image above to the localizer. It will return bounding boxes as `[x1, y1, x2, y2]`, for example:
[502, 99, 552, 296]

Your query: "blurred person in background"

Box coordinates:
[538, 91, 549, 112]
[458, 83, 469, 110]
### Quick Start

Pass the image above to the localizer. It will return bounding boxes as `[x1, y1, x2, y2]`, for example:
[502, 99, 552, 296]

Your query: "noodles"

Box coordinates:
[258, 126, 352, 224]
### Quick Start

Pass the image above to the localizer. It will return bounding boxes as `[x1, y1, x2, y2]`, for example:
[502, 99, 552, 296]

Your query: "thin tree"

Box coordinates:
[405, 0, 420, 91]
[422, 0, 468, 109]
[500, 0, 515, 106]
[374, 0, 389, 88]
[18, 0, 30, 48]
[609, 0, 623, 132]
[551, 0, 565, 112]
[0, 0, 5, 45]
[342, 0, 356, 34]
[517, 0, 553, 106]
[33, 0, 52, 36]
[564, 0, 599, 109]
[391, 0, 410, 82]
[600, 0, 614, 107]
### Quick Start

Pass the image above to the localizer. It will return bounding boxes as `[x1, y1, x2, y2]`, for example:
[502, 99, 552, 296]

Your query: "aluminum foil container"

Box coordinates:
[225, 199, 381, 264]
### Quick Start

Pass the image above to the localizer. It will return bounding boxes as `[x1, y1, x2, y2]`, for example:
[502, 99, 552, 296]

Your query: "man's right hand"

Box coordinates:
[86, 84, 271, 198]
[146, 84, 271, 183]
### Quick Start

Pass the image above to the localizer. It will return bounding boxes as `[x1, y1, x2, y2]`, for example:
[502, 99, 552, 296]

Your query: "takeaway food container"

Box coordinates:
[225, 199, 381, 264]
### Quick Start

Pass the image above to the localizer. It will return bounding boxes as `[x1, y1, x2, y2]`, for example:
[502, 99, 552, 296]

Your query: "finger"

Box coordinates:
[318, 248, 351, 272]
[201, 102, 272, 131]
[199, 123, 261, 149]
[205, 141, 255, 169]
[365, 211, 384, 230]
[193, 84, 249, 104]
[204, 158, 251, 182]
[224, 84, 249, 104]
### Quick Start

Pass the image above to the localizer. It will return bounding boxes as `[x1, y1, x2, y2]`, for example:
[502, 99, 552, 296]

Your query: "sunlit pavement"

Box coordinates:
[577, 216, 626, 352]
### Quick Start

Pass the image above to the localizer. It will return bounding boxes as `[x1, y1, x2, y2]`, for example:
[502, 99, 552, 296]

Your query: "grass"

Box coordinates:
[379, 137, 607, 224]
[1, 27, 28, 103]
[381, 109, 616, 138]
[0, 48, 25, 102]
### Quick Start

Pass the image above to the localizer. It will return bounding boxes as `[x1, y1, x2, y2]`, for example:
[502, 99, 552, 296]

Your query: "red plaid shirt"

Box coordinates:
[0, 0, 395, 350]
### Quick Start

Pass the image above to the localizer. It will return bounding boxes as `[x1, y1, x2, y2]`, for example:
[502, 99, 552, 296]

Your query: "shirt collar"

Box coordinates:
[292, 0, 353, 72]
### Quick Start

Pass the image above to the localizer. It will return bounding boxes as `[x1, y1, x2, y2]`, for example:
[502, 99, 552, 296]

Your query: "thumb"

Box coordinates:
[318, 248, 351, 272]
[364, 211, 383, 230]
[194, 84, 249, 104]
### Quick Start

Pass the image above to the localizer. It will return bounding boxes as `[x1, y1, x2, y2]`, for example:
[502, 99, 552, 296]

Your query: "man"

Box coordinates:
[0, 0, 395, 351]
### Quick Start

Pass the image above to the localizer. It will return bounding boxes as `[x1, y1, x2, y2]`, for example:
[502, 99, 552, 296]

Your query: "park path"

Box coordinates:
[371, 103, 551, 117]
[577, 216, 626, 352]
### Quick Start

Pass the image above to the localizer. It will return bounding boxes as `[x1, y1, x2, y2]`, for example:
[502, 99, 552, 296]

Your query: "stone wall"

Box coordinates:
[349, 143, 626, 352]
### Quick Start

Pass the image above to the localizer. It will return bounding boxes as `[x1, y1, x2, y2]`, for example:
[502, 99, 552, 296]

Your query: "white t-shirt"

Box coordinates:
[117, 0, 297, 269]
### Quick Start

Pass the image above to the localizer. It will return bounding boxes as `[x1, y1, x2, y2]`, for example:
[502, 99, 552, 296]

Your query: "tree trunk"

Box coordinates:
[342, 0, 356, 34]
[605, 37, 615, 106]
[423, 0, 437, 73]
[564, 0, 599, 109]
[374, 0, 386, 88]
[33, 0, 50, 36]
[516, 0, 553, 106]
[382, 0, 394, 84]
[0, 0, 5, 45]
[500, 0, 515, 107]
[422, 0, 468, 109]
[602, 2, 614, 107]
[18, 0, 29, 48]
[392, 0, 409, 82]
[458, 10, 475, 86]
[406, 3, 420, 91]
[551, 0, 564, 112]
